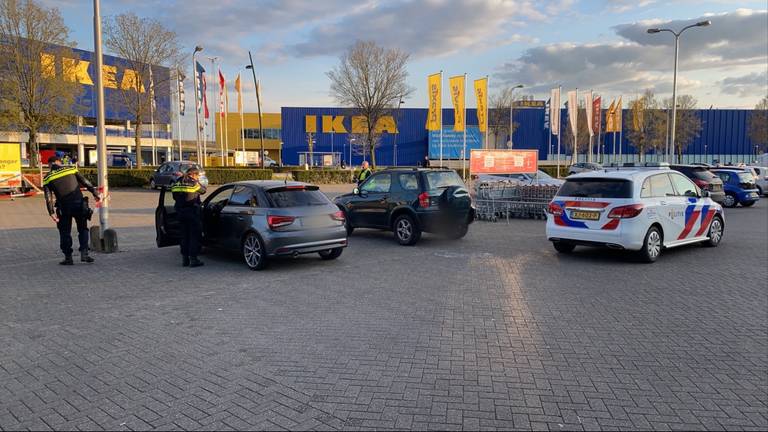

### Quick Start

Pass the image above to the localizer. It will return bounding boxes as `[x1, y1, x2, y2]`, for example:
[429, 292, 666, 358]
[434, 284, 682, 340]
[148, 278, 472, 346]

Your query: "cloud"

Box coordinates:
[607, 0, 657, 13]
[719, 71, 768, 98]
[496, 9, 768, 98]
[288, 0, 556, 58]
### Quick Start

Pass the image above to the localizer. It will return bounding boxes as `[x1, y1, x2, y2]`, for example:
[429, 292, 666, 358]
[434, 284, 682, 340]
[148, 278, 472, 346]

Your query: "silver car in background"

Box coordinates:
[476, 170, 564, 187]
[568, 162, 603, 175]
[156, 181, 347, 270]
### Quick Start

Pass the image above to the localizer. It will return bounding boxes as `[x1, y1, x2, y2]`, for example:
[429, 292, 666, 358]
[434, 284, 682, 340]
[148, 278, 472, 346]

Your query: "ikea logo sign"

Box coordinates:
[40, 53, 148, 92]
[305, 115, 399, 134]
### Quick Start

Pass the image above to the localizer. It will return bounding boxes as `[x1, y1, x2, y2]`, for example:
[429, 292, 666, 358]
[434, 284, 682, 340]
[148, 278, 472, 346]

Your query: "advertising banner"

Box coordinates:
[426, 72, 442, 131]
[428, 126, 482, 159]
[0, 144, 22, 189]
[474, 78, 488, 132]
[449, 75, 465, 132]
[550, 87, 560, 135]
[469, 149, 538, 174]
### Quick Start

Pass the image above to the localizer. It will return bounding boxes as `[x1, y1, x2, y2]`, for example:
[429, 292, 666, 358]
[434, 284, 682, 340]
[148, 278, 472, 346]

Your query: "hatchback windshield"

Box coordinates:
[557, 178, 633, 198]
[737, 172, 755, 183]
[425, 171, 464, 190]
[536, 170, 552, 179]
[268, 188, 330, 207]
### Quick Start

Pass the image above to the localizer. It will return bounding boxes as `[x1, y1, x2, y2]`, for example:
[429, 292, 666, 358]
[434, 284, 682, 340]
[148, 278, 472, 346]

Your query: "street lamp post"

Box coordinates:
[509, 84, 523, 148]
[92, 0, 109, 239]
[246, 52, 266, 168]
[393, 99, 404, 166]
[192, 46, 203, 164]
[647, 20, 711, 163]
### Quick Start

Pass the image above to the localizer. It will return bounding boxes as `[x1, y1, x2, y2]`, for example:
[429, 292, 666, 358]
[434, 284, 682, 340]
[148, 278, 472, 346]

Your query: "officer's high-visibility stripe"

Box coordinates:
[43, 167, 78, 185]
[171, 184, 201, 193]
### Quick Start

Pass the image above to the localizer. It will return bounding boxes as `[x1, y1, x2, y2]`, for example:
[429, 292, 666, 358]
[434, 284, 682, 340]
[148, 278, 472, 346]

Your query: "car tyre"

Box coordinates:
[553, 241, 575, 254]
[638, 226, 662, 263]
[447, 223, 469, 240]
[722, 192, 737, 208]
[149, 178, 157, 190]
[703, 216, 724, 247]
[319, 247, 343, 260]
[242, 232, 268, 270]
[741, 200, 756, 207]
[344, 214, 354, 236]
[394, 214, 421, 246]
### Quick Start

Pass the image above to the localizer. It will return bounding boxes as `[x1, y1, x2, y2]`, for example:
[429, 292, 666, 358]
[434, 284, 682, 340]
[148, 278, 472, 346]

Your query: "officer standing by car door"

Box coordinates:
[43, 156, 100, 265]
[358, 161, 372, 186]
[171, 167, 207, 267]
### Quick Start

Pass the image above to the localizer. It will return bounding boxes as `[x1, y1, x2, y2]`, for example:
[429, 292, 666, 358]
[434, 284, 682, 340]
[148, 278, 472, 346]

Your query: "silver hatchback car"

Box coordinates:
[156, 181, 347, 270]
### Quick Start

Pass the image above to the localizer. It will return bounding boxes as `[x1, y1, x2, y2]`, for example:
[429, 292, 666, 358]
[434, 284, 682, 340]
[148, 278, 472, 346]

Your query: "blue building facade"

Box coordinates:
[281, 107, 760, 166]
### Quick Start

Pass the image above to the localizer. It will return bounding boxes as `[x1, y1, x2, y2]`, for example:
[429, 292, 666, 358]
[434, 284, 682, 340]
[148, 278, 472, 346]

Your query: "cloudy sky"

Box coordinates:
[48, 0, 767, 116]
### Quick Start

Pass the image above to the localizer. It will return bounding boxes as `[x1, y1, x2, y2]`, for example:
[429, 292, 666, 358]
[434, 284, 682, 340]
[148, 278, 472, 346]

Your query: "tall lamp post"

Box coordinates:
[246, 52, 266, 168]
[92, 0, 109, 239]
[647, 20, 711, 162]
[393, 98, 404, 166]
[192, 46, 203, 164]
[509, 84, 523, 148]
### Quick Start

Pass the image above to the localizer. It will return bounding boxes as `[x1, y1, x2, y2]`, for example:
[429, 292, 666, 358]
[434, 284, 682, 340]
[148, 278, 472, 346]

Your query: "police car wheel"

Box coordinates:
[639, 226, 662, 263]
[704, 216, 724, 247]
[394, 214, 421, 246]
[553, 241, 575, 254]
[242, 232, 268, 270]
[319, 247, 343, 260]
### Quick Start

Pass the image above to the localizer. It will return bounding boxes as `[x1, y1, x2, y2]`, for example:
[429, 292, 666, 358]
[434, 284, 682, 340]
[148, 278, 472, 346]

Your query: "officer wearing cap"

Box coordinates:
[43, 156, 100, 265]
[171, 167, 206, 267]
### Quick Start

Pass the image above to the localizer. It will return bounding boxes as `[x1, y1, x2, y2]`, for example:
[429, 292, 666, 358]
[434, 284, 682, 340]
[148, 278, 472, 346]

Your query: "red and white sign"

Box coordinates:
[470, 149, 538, 174]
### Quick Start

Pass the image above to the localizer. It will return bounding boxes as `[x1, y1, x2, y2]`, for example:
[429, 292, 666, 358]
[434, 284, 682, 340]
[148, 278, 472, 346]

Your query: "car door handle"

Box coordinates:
[660, 201, 667, 205]
[237, 216, 245, 221]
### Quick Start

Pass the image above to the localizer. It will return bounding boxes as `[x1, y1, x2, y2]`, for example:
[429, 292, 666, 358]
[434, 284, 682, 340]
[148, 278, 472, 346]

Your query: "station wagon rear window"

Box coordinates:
[557, 178, 633, 198]
[425, 171, 464, 190]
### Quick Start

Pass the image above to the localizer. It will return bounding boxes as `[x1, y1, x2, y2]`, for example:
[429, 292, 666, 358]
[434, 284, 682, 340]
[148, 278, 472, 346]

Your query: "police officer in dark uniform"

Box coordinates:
[43, 156, 100, 265]
[171, 167, 206, 267]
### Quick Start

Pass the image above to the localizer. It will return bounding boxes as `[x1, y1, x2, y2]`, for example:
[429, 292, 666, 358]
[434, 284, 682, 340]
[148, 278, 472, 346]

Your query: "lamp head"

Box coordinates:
[194, 46, 203, 53]
[514, 84, 524, 89]
[246, 65, 253, 70]
[697, 20, 711, 27]
[647, 28, 661, 34]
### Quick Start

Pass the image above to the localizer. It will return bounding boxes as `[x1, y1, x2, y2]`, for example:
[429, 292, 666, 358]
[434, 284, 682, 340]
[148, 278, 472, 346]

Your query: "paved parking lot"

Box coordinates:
[1, 188, 766, 431]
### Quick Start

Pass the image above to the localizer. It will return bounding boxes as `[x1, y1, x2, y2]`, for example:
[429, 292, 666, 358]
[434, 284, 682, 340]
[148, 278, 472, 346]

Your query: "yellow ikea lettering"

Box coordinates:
[351, 116, 398, 134]
[305, 115, 317, 133]
[102, 65, 117, 89]
[321, 115, 347, 133]
[62, 58, 94, 85]
[40, 53, 56, 78]
[120, 69, 145, 92]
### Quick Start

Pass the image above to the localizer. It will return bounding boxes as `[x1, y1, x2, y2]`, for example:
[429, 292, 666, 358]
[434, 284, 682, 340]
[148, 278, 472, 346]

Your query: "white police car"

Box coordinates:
[546, 163, 724, 262]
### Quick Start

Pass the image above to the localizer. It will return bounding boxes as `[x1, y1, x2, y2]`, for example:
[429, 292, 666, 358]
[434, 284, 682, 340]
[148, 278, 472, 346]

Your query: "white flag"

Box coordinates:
[584, 90, 594, 137]
[567, 90, 578, 136]
[550, 88, 560, 136]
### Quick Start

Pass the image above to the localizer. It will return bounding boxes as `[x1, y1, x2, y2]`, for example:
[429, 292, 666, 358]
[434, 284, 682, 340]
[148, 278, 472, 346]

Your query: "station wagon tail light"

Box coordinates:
[267, 215, 295, 229]
[547, 202, 563, 216]
[693, 179, 709, 189]
[330, 210, 345, 222]
[607, 204, 644, 219]
[418, 192, 430, 208]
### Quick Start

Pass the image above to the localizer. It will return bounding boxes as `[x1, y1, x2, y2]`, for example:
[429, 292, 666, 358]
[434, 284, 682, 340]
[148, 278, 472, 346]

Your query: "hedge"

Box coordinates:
[291, 170, 361, 184]
[203, 168, 272, 184]
[22, 167, 273, 187]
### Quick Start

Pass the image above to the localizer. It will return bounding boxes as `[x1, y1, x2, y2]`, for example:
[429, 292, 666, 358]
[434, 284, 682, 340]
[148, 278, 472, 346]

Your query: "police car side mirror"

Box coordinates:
[701, 190, 710, 198]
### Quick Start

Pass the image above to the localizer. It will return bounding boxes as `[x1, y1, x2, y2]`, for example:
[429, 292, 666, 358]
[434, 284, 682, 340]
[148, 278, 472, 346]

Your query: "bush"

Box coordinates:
[538, 165, 564, 178]
[203, 168, 273, 184]
[291, 169, 361, 184]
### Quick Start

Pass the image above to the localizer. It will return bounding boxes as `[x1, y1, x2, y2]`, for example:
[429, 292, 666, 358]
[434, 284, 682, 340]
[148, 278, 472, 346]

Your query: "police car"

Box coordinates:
[545, 163, 724, 262]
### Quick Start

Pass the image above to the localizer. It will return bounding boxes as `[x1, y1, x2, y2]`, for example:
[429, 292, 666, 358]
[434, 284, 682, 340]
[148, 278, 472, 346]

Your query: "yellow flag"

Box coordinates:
[235, 73, 242, 113]
[449, 75, 465, 132]
[426, 72, 441, 131]
[605, 99, 616, 132]
[616, 96, 623, 132]
[474, 78, 488, 132]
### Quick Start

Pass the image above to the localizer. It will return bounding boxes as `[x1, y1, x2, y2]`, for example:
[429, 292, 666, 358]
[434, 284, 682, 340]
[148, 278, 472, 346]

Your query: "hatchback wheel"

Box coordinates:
[723, 193, 737, 208]
[319, 247, 343, 260]
[704, 216, 724, 247]
[242, 232, 268, 270]
[741, 200, 756, 207]
[638, 226, 662, 263]
[394, 214, 421, 246]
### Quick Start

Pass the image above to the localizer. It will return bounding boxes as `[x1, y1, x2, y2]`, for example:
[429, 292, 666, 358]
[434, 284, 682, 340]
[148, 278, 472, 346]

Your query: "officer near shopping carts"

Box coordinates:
[171, 167, 206, 267]
[43, 156, 100, 265]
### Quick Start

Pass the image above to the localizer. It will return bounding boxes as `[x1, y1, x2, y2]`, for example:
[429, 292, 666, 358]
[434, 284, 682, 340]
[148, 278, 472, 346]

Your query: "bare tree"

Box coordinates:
[327, 40, 413, 168]
[561, 102, 591, 164]
[748, 95, 768, 153]
[625, 89, 666, 161]
[0, 0, 81, 167]
[103, 13, 181, 168]
[488, 86, 523, 149]
[660, 94, 702, 161]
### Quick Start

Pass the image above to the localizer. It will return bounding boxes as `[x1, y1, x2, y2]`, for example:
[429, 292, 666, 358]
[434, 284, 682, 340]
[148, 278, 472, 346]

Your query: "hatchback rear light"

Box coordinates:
[608, 204, 644, 219]
[418, 192, 430, 208]
[547, 202, 563, 216]
[267, 215, 295, 229]
[330, 210, 345, 222]
[693, 179, 709, 189]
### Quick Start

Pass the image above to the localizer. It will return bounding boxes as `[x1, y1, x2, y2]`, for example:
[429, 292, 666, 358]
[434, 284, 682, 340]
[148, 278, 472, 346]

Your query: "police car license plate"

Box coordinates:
[571, 211, 600, 221]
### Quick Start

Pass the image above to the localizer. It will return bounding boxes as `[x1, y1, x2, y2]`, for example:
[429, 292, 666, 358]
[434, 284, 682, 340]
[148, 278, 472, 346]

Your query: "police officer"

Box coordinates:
[171, 167, 206, 267]
[43, 156, 100, 265]
[358, 161, 372, 186]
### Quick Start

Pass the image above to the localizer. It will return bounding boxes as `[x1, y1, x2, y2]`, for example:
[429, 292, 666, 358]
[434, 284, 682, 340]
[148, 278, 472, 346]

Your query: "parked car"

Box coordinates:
[669, 164, 725, 204]
[247, 155, 278, 168]
[568, 162, 602, 175]
[476, 170, 564, 186]
[333, 168, 475, 245]
[546, 164, 724, 263]
[748, 166, 768, 195]
[156, 181, 348, 270]
[150, 161, 209, 189]
[711, 169, 761, 208]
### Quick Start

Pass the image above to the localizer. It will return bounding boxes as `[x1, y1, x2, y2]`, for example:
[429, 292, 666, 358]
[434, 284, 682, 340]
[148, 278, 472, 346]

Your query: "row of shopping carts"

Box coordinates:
[473, 181, 560, 222]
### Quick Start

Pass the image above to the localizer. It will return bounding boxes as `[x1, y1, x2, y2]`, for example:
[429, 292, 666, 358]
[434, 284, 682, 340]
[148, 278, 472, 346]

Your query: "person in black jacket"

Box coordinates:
[171, 168, 207, 267]
[43, 156, 100, 265]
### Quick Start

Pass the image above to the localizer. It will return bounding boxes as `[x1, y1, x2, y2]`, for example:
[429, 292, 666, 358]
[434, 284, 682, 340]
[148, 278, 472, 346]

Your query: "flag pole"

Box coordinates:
[462, 73, 467, 180]
[557, 85, 561, 178]
[439, 70, 443, 168]
[176, 69, 183, 161]
[484, 75, 489, 150]
[149, 66, 157, 166]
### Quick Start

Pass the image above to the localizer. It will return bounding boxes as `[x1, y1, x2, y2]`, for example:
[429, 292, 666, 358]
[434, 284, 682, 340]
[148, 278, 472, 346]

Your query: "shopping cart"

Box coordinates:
[473, 181, 559, 222]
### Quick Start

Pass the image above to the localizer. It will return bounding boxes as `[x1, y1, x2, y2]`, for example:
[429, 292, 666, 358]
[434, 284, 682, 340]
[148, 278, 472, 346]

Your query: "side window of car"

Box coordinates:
[229, 186, 258, 207]
[670, 173, 697, 197]
[361, 174, 392, 193]
[640, 178, 652, 198]
[398, 173, 419, 191]
[207, 187, 234, 209]
[716, 172, 729, 183]
[649, 174, 675, 197]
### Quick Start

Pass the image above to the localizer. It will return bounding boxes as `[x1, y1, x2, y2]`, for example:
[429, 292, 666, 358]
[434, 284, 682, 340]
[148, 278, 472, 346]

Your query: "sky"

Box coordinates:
[44, 0, 768, 120]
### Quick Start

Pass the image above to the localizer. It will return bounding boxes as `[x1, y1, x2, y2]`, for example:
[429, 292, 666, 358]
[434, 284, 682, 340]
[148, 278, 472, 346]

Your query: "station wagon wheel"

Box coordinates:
[638, 226, 662, 263]
[242, 232, 268, 270]
[704, 216, 724, 247]
[394, 214, 421, 246]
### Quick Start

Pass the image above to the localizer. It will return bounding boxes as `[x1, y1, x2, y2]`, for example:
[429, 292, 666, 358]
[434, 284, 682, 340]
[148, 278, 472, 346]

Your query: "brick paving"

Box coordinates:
[0, 188, 766, 430]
